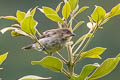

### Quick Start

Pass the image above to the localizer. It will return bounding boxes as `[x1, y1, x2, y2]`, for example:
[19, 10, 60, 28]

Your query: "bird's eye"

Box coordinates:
[62, 29, 72, 34]
[65, 30, 71, 34]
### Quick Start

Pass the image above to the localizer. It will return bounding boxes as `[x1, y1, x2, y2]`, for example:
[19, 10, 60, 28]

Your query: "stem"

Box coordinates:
[67, 45, 74, 76]
[62, 68, 71, 78]
[36, 29, 41, 36]
[73, 30, 92, 54]
[69, 17, 74, 30]
[57, 22, 62, 28]
[73, 26, 98, 65]
[56, 51, 68, 64]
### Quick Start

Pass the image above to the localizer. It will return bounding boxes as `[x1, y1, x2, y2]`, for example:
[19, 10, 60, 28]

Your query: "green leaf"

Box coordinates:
[69, 0, 79, 11]
[0, 16, 17, 21]
[88, 16, 94, 24]
[72, 33, 93, 49]
[11, 30, 29, 37]
[74, 6, 89, 18]
[56, 2, 63, 13]
[102, 4, 120, 24]
[88, 54, 120, 79]
[0, 52, 8, 65]
[21, 16, 37, 35]
[16, 10, 26, 23]
[42, 7, 64, 24]
[46, 14, 64, 24]
[91, 6, 106, 23]
[62, 2, 71, 19]
[73, 21, 84, 31]
[11, 31, 21, 37]
[0, 27, 18, 34]
[116, 53, 120, 60]
[76, 63, 100, 80]
[109, 3, 120, 17]
[72, 5, 79, 14]
[32, 56, 63, 72]
[30, 7, 37, 16]
[18, 75, 51, 80]
[80, 47, 107, 59]
[0, 27, 29, 37]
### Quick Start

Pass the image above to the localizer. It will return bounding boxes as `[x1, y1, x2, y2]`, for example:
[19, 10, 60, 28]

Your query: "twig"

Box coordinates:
[73, 30, 92, 55]
[36, 29, 41, 36]
[73, 26, 98, 65]
[56, 51, 68, 64]
[67, 45, 74, 76]
[61, 68, 70, 78]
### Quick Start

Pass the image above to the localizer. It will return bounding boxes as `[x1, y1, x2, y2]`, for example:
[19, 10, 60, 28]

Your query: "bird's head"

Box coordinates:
[58, 28, 75, 39]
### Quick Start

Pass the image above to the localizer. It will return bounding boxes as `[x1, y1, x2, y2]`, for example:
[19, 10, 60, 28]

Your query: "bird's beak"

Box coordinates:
[71, 33, 76, 36]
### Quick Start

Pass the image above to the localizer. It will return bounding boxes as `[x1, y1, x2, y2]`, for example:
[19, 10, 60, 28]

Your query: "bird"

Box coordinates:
[22, 28, 75, 54]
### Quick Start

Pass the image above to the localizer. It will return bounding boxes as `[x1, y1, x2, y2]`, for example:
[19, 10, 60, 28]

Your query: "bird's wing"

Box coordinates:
[37, 29, 58, 39]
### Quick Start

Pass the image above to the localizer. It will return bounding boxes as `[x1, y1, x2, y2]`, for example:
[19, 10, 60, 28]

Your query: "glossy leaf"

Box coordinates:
[46, 14, 64, 24]
[0, 16, 17, 21]
[18, 75, 51, 80]
[80, 47, 106, 59]
[11, 31, 22, 37]
[69, 0, 79, 11]
[0, 27, 29, 37]
[76, 63, 100, 80]
[56, 2, 63, 13]
[116, 53, 120, 60]
[72, 5, 79, 14]
[109, 3, 120, 17]
[0, 27, 18, 34]
[73, 21, 84, 31]
[91, 6, 106, 23]
[21, 16, 37, 35]
[11, 30, 29, 37]
[0, 52, 8, 65]
[74, 6, 89, 18]
[42, 7, 63, 24]
[62, 2, 71, 19]
[32, 56, 63, 72]
[30, 7, 37, 16]
[16, 10, 26, 23]
[88, 16, 94, 24]
[88, 54, 120, 79]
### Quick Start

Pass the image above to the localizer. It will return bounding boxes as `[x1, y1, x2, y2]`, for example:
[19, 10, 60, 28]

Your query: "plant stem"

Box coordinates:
[58, 22, 62, 28]
[56, 51, 68, 64]
[73, 30, 92, 54]
[62, 68, 71, 78]
[67, 45, 74, 76]
[73, 25, 98, 65]
[36, 29, 41, 36]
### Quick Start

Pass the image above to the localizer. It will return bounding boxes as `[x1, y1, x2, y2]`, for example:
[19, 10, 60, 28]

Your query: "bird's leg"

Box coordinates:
[41, 46, 46, 51]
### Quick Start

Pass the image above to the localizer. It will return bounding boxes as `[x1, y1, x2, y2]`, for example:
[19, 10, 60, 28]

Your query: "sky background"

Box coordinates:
[0, 0, 120, 80]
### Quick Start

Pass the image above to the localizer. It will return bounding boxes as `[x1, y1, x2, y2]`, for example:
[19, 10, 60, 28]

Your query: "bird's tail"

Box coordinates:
[22, 44, 32, 50]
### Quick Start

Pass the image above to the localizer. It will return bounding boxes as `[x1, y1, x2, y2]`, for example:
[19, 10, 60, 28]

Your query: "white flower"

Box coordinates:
[87, 22, 96, 30]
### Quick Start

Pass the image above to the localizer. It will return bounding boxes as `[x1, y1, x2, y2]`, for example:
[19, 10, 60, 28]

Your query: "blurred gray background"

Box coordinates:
[0, 0, 120, 80]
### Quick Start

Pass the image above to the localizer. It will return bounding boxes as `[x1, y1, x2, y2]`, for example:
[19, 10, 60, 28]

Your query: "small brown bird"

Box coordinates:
[23, 28, 75, 54]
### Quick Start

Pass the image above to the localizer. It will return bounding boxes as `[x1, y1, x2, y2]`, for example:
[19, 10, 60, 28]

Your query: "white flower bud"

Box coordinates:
[87, 22, 96, 30]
